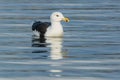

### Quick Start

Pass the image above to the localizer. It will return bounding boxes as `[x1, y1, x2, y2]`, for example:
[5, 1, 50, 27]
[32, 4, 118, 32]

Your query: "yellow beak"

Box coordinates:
[62, 17, 70, 22]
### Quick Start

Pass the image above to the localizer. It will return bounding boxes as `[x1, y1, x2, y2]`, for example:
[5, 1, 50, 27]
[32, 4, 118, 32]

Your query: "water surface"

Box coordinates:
[0, 0, 120, 80]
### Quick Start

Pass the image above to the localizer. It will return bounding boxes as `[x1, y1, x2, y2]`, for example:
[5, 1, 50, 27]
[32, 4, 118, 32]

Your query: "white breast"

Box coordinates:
[45, 22, 64, 37]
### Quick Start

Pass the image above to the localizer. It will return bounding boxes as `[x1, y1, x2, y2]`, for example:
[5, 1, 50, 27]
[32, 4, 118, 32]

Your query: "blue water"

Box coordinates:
[0, 0, 120, 80]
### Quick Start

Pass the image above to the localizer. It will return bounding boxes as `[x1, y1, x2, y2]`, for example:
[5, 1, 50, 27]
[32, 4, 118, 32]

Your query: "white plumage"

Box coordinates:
[32, 12, 69, 38]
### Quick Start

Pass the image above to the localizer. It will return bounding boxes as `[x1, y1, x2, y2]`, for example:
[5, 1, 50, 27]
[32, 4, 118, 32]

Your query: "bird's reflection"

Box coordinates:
[32, 36, 68, 77]
[32, 36, 46, 47]
[46, 37, 63, 60]
[32, 36, 67, 60]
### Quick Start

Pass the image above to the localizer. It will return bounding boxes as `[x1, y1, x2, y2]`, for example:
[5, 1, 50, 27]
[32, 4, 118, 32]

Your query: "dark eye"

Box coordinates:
[56, 15, 59, 17]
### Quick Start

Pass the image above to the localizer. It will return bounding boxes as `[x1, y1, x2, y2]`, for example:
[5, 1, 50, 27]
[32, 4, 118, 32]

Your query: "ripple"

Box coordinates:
[0, 0, 120, 80]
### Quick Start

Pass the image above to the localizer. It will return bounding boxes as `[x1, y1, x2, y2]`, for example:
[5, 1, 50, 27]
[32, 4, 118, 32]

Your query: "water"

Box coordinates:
[0, 0, 120, 80]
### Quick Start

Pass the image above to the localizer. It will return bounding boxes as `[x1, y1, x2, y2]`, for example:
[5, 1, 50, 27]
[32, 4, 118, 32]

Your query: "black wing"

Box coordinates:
[32, 21, 51, 37]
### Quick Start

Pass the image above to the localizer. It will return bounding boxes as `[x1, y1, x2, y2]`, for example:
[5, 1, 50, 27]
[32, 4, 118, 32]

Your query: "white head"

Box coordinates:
[50, 12, 70, 22]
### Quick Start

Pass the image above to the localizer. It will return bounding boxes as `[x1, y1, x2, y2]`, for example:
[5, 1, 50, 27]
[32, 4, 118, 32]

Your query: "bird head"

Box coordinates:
[50, 12, 70, 22]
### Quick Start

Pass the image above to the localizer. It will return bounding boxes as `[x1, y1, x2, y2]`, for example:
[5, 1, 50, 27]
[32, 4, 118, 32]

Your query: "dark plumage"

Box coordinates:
[32, 21, 51, 38]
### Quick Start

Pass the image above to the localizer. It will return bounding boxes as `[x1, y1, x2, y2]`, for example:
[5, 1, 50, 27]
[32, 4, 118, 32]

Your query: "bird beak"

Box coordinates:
[62, 17, 70, 22]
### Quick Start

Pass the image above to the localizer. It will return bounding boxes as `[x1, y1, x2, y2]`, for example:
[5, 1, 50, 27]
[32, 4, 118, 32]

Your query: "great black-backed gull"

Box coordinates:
[32, 12, 70, 38]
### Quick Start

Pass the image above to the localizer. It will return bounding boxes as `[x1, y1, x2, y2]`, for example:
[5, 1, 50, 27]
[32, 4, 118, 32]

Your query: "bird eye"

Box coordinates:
[56, 15, 59, 17]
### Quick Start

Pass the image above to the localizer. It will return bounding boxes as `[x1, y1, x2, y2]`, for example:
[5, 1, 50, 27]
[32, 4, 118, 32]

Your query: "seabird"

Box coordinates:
[32, 12, 70, 38]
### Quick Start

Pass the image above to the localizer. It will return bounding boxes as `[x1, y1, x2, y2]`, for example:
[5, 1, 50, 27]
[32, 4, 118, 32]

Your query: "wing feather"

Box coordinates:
[32, 21, 51, 37]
